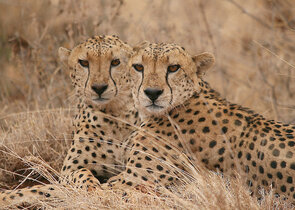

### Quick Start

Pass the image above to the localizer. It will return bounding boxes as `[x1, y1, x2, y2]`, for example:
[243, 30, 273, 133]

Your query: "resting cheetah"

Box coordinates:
[0, 35, 140, 206]
[110, 42, 294, 202]
[59, 35, 139, 185]
[94, 42, 293, 204]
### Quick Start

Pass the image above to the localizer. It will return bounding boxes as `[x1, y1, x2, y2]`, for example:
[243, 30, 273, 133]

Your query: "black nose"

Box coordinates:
[144, 88, 163, 102]
[91, 84, 108, 96]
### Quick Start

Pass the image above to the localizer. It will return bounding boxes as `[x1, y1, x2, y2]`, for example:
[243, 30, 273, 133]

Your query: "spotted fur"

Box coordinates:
[119, 42, 294, 202]
[0, 35, 140, 206]
[100, 42, 294, 204]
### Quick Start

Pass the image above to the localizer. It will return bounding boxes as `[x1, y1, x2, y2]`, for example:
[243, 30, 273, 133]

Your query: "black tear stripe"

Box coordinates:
[166, 71, 173, 104]
[137, 71, 144, 98]
[84, 65, 91, 90]
[109, 65, 118, 96]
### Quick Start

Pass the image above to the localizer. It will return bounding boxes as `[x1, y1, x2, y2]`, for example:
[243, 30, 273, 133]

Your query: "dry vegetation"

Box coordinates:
[0, 0, 294, 209]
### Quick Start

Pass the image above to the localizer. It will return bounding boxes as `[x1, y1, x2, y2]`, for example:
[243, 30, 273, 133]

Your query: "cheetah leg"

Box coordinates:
[0, 184, 65, 207]
[0, 169, 101, 207]
[60, 168, 101, 191]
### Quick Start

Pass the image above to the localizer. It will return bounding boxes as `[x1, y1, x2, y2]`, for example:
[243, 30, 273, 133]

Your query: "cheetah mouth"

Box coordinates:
[146, 104, 164, 110]
[92, 97, 110, 103]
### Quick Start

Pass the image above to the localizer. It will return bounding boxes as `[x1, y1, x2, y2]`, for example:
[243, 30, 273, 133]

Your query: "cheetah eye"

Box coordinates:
[78, 59, 89, 68]
[111, 59, 120, 67]
[167, 64, 180, 73]
[133, 64, 144, 72]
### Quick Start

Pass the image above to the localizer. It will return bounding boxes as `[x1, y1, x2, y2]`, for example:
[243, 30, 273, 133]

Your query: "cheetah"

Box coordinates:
[0, 35, 140, 206]
[93, 41, 294, 204]
[109, 41, 294, 202]
[59, 35, 139, 185]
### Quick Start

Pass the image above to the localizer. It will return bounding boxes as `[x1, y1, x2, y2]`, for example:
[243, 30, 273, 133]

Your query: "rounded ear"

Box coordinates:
[192, 52, 215, 77]
[133, 41, 150, 53]
[58, 47, 71, 63]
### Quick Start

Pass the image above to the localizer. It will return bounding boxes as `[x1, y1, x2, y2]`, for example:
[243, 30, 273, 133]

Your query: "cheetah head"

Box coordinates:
[130, 42, 214, 117]
[59, 35, 132, 106]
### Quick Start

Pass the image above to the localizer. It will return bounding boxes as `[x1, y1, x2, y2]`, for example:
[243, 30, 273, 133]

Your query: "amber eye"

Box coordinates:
[111, 59, 120, 67]
[78, 59, 89, 68]
[133, 64, 144, 72]
[167, 64, 181, 73]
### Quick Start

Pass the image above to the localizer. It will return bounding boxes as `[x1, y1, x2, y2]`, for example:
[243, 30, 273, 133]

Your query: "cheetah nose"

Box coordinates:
[91, 84, 108, 96]
[144, 88, 163, 102]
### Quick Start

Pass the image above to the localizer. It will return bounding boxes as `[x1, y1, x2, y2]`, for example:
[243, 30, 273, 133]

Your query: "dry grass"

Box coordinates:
[0, 0, 295, 209]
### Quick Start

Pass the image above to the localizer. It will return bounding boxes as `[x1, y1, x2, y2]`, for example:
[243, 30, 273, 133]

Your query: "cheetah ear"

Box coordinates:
[192, 52, 215, 78]
[58, 47, 71, 63]
[133, 41, 150, 53]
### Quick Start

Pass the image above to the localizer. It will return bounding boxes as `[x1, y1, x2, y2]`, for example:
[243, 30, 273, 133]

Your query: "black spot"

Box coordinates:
[260, 139, 267, 146]
[259, 166, 264, 174]
[222, 119, 229, 124]
[279, 143, 285, 149]
[209, 140, 217, 148]
[246, 153, 251, 160]
[235, 113, 243, 118]
[126, 182, 132, 186]
[270, 161, 277, 169]
[156, 165, 163, 171]
[280, 161, 286, 168]
[272, 149, 280, 157]
[135, 163, 142, 168]
[185, 109, 192, 113]
[257, 151, 264, 160]
[218, 147, 225, 155]
[235, 120, 242, 126]
[215, 112, 222, 118]
[287, 176, 293, 184]
[165, 145, 172, 150]
[187, 120, 194, 125]
[91, 152, 97, 157]
[277, 172, 283, 179]
[198, 117, 205, 122]
[145, 156, 152, 161]
[189, 129, 195, 134]
[221, 127, 228, 134]
[203, 127, 210, 133]
[152, 147, 159, 153]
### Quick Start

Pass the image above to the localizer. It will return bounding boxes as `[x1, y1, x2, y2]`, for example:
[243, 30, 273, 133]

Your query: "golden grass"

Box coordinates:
[0, 0, 295, 209]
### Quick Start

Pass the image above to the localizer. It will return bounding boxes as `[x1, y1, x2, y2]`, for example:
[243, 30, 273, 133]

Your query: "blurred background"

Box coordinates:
[0, 0, 294, 189]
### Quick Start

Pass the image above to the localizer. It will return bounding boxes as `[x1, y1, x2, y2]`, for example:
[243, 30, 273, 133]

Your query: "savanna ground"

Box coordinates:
[0, 0, 294, 209]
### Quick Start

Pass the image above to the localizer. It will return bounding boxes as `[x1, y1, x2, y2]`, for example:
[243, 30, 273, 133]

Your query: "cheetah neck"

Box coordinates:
[74, 92, 138, 128]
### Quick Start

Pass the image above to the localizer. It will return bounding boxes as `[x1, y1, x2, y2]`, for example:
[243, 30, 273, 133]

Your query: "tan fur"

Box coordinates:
[127, 42, 295, 203]
[0, 35, 140, 207]
[98, 42, 294, 205]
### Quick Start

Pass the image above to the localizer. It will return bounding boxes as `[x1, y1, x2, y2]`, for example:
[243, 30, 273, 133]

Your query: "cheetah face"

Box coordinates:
[130, 42, 214, 116]
[59, 35, 132, 106]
